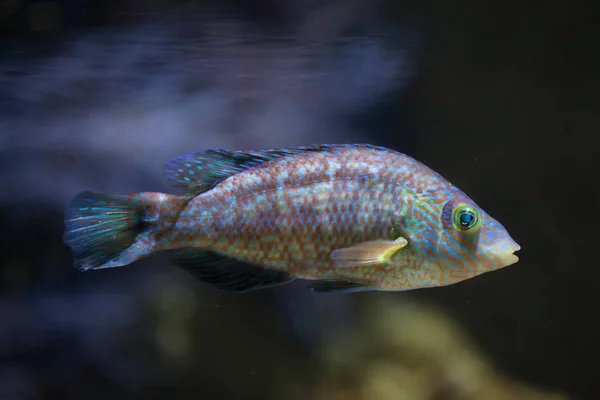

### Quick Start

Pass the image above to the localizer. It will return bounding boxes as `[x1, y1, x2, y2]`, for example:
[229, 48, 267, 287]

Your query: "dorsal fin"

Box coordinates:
[163, 144, 385, 194]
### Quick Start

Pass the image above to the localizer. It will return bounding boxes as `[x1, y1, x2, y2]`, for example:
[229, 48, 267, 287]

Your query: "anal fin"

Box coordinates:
[173, 249, 295, 293]
[309, 280, 373, 293]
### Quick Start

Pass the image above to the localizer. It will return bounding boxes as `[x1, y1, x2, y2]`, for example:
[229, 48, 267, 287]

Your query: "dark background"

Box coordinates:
[0, 1, 598, 399]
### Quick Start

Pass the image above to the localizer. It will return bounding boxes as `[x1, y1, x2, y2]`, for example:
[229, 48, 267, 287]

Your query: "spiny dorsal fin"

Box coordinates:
[173, 249, 295, 293]
[309, 280, 372, 293]
[164, 144, 387, 194]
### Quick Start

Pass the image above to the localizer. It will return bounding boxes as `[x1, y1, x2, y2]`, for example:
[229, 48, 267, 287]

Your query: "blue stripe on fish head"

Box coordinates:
[392, 194, 442, 269]
[434, 193, 520, 284]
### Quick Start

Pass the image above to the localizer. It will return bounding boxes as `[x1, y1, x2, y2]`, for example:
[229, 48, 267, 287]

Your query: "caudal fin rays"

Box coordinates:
[63, 191, 153, 271]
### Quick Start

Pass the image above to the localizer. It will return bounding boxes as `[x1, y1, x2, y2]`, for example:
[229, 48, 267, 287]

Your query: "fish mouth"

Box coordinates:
[497, 240, 521, 267]
[502, 251, 519, 266]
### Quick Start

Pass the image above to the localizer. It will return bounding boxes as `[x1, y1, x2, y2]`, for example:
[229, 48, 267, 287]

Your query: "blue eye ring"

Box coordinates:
[453, 205, 480, 232]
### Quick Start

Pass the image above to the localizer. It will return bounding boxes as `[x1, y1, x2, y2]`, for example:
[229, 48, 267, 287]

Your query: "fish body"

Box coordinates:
[63, 144, 520, 293]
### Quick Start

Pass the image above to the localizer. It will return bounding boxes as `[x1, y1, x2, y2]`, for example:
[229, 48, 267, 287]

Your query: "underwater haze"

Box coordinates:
[0, 1, 598, 399]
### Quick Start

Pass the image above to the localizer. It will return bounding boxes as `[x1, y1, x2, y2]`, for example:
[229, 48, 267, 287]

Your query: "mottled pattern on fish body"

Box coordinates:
[165, 146, 484, 290]
[64, 144, 520, 293]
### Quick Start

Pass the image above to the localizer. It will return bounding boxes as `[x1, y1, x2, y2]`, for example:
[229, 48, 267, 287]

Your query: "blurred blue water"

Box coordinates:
[0, 2, 420, 397]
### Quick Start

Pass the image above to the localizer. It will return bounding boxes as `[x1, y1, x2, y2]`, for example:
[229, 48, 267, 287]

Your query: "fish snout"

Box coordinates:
[489, 236, 521, 268]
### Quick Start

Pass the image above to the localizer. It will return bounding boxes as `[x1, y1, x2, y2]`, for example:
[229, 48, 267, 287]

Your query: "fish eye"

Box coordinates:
[453, 205, 480, 232]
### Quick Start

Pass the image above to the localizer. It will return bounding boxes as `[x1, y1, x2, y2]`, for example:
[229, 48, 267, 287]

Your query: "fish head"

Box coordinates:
[429, 194, 520, 285]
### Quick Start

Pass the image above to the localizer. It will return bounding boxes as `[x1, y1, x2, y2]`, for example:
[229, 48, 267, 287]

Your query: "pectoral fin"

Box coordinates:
[331, 237, 408, 268]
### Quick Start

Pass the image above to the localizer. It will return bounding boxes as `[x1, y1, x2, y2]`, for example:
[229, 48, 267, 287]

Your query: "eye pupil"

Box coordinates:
[460, 212, 474, 226]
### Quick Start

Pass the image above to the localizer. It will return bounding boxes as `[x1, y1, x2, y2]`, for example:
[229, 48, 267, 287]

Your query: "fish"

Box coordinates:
[63, 144, 520, 293]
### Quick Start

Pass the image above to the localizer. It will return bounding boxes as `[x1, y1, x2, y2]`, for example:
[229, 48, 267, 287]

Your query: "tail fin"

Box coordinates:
[63, 191, 152, 271]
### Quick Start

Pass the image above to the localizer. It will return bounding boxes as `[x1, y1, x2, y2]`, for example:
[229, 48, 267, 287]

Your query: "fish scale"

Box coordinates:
[63, 144, 520, 293]
[167, 149, 436, 285]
